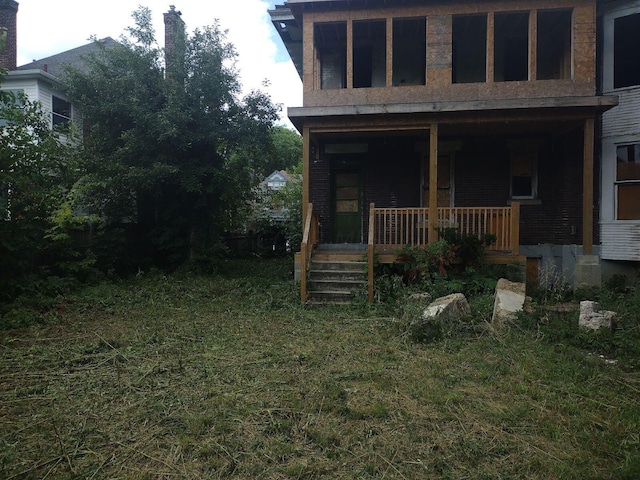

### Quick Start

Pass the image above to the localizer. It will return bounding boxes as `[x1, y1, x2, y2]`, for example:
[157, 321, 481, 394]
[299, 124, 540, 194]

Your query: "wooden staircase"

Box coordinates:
[306, 249, 367, 304]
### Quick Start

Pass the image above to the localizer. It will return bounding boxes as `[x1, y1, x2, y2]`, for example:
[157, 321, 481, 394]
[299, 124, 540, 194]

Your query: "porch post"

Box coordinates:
[302, 126, 310, 229]
[428, 124, 439, 243]
[582, 118, 594, 255]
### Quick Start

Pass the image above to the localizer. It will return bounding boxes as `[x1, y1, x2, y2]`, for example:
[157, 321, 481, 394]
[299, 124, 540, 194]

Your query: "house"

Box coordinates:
[0, 0, 116, 137]
[270, 0, 619, 301]
[598, 0, 640, 273]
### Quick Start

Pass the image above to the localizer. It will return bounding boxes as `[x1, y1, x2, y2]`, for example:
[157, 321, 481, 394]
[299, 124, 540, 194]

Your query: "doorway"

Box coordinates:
[332, 170, 362, 243]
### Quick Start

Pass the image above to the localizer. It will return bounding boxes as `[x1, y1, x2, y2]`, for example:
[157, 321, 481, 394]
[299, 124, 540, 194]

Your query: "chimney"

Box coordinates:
[0, 0, 18, 71]
[163, 5, 185, 81]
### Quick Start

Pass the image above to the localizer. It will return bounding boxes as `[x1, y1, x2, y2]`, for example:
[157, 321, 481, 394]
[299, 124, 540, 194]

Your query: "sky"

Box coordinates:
[15, 0, 302, 128]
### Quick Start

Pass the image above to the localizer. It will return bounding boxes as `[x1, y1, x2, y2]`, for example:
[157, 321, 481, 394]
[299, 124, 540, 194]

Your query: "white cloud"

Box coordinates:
[15, 0, 301, 128]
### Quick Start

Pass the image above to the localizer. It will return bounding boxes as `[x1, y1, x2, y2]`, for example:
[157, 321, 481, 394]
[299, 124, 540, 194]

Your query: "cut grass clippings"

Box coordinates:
[1, 258, 639, 479]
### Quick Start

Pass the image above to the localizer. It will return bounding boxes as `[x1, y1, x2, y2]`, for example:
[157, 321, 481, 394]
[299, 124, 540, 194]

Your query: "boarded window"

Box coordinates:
[452, 15, 487, 84]
[537, 10, 572, 80]
[315, 22, 347, 90]
[616, 144, 640, 220]
[393, 17, 426, 86]
[511, 153, 537, 199]
[353, 20, 386, 88]
[494, 12, 529, 82]
[614, 13, 640, 89]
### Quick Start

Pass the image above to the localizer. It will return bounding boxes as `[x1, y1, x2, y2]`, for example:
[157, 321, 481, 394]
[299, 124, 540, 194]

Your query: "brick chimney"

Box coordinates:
[164, 5, 185, 80]
[0, 0, 18, 71]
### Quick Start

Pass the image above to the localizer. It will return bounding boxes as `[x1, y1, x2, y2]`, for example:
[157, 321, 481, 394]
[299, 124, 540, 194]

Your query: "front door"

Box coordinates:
[423, 155, 453, 207]
[332, 170, 361, 243]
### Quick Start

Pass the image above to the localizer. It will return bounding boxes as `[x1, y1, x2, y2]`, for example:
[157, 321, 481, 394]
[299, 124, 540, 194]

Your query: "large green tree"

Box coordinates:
[64, 7, 279, 267]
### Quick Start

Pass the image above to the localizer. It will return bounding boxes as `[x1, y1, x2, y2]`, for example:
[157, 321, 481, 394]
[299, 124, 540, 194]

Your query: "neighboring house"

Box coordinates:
[270, 0, 620, 301]
[599, 0, 640, 270]
[0, 0, 116, 137]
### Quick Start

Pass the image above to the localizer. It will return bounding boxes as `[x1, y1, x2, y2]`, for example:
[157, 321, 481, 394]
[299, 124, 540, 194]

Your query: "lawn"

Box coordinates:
[1, 258, 639, 479]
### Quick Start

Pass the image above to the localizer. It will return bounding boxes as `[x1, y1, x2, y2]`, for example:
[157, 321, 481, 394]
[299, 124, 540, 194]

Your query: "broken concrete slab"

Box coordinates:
[579, 301, 616, 330]
[492, 278, 526, 326]
[409, 293, 470, 343]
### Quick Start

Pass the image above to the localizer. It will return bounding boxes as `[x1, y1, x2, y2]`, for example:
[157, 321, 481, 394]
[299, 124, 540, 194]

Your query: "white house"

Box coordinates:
[599, 0, 640, 273]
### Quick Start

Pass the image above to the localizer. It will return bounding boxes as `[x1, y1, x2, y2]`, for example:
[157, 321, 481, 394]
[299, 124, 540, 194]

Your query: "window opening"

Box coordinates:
[494, 12, 529, 82]
[537, 10, 572, 80]
[314, 22, 347, 90]
[353, 20, 386, 88]
[616, 144, 640, 220]
[452, 15, 487, 84]
[510, 153, 537, 199]
[393, 17, 426, 86]
[52, 96, 71, 129]
[614, 13, 640, 89]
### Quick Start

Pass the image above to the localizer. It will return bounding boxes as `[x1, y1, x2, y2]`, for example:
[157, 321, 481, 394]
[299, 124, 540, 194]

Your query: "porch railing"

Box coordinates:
[371, 203, 520, 253]
[300, 203, 319, 303]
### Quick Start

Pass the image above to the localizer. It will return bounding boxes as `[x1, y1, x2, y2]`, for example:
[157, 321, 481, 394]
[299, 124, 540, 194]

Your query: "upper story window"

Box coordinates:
[537, 10, 572, 80]
[315, 22, 347, 90]
[614, 13, 640, 89]
[353, 20, 386, 88]
[452, 14, 487, 84]
[52, 96, 71, 129]
[393, 17, 426, 86]
[616, 144, 640, 220]
[494, 12, 529, 82]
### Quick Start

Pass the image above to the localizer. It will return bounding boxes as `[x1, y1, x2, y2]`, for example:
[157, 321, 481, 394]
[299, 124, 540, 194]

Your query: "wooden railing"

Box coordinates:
[300, 203, 318, 303]
[368, 203, 376, 303]
[371, 203, 520, 252]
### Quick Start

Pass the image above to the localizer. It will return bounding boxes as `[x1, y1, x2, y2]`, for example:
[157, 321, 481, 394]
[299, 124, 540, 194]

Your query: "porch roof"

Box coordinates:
[288, 95, 619, 132]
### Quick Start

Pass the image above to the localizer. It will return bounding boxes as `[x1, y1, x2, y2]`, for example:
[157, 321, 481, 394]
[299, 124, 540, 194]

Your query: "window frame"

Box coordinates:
[52, 95, 72, 129]
[510, 152, 538, 200]
[615, 142, 640, 220]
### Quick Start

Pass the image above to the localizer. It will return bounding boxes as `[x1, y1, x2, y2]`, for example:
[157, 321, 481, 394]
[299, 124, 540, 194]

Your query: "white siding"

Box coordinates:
[602, 89, 640, 139]
[601, 222, 640, 261]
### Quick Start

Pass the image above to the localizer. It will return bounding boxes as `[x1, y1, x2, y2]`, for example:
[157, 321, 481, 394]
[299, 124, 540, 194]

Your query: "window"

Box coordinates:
[353, 20, 386, 88]
[614, 13, 640, 89]
[494, 12, 529, 82]
[0, 88, 24, 127]
[315, 22, 347, 90]
[52, 96, 71, 129]
[510, 153, 537, 199]
[452, 15, 487, 84]
[537, 10, 572, 80]
[616, 144, 640, 220]
[393, 17, 426, 86]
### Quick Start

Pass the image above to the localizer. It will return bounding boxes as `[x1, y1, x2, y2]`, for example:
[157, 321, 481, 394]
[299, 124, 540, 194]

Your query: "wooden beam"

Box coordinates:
[582, 117, 594, 254]
[302, 127, 310, 230]
[428, 124, 438, 244]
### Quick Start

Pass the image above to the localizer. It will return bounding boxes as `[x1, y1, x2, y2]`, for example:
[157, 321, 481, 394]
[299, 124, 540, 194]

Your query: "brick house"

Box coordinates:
[270, 0, 619, 301]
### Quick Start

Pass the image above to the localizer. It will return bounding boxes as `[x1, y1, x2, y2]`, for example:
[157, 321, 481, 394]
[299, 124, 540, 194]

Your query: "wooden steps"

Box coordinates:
[306, 250, 367, 304]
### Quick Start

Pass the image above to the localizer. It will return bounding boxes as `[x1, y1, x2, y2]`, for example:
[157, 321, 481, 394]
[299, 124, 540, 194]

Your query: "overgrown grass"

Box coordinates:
[1, 258, 639, 479]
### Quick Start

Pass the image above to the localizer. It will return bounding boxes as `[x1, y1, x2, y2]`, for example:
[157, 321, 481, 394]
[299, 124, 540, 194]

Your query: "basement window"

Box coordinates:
[52, 95, 71, 129]
[314, 22, 347, 90]
[537, 10, 572, 80]
[452, 14, 487, 84]
[511, 153, 537, 199]
[614, 13, 640, 89]
[393, 17, 426, 86]
[353, 20, 386, 88]
[616, 144, 640, 220]
[494, 12, 529, 82]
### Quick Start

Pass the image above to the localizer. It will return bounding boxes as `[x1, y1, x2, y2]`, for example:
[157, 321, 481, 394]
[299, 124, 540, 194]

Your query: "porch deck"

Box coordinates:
[300, 202, 524, 303]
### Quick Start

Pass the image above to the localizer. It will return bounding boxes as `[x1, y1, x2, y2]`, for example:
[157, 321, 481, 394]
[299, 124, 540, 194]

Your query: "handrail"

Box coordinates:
[372, 206, 519, 252]
[300, 203, 316, 303]
[368, 202, 375, 303]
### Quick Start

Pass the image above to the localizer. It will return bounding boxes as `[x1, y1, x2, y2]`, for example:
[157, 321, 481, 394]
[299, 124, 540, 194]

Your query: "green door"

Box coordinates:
[332, 171, 361, 243]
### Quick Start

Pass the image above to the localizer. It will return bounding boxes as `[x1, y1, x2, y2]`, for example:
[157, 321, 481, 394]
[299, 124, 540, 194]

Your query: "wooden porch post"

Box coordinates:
[428, 124, 439, 243]
[582, 118, 594, 255]
[302, 127, 310, 230]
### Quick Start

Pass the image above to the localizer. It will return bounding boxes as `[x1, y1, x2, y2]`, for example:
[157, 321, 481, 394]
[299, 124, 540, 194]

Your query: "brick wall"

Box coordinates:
[0, 0, 18, 71]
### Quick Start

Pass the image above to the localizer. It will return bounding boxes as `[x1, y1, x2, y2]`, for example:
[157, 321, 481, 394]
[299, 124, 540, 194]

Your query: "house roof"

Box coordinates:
[16, 37, 118, 78]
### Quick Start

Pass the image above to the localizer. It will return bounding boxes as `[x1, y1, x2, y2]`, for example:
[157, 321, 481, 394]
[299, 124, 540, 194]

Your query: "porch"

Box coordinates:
[300, 202, 523, 303]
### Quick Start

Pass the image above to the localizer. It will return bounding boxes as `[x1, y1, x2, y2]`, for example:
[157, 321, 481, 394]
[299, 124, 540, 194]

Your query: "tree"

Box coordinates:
[64, 7, 279, 268]
[261, 125, 302, 177]
[0, 84, 85, 300]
